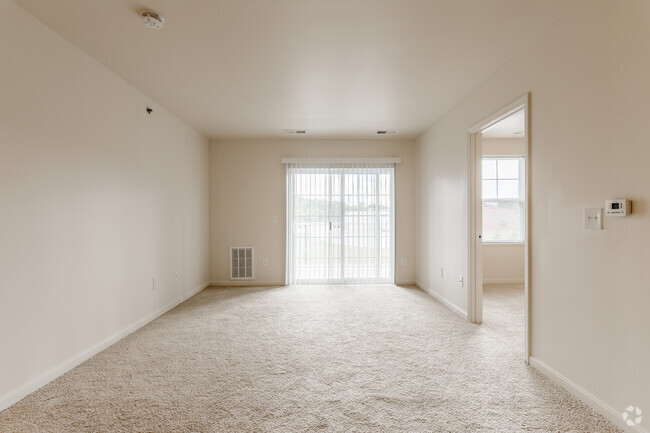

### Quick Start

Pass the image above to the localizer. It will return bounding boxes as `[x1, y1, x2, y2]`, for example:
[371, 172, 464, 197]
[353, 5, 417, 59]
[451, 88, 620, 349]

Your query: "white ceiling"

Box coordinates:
[11, 0, 570, 139]
[482, 109, 526, 139]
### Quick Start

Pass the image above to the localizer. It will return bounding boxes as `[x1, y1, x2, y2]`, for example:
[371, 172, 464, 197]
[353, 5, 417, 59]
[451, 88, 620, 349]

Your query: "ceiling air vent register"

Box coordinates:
[230, 247, 254, 280]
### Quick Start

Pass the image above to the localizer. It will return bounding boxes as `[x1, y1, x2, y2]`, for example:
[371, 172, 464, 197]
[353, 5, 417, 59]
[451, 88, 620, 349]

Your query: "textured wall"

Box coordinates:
[416, 0, 649, 425]
[210, 138, 416, 285]
[0, 0, 209, 410]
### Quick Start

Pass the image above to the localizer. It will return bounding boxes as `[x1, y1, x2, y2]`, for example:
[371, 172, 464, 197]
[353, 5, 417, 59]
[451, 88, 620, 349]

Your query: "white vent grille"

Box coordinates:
[230, 247, 254, 280]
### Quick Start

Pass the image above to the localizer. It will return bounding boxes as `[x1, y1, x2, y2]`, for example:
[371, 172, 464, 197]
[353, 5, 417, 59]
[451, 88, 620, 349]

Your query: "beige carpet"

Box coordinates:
[0, 284, 621, 432]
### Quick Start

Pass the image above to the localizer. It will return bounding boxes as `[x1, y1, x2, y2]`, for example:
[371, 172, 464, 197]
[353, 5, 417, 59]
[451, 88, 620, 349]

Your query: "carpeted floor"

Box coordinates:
[0, 284, 621, 432]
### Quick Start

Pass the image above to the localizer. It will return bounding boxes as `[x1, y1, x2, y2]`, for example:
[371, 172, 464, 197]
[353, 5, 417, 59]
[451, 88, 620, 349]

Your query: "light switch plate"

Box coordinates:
[583, 208, 603, 230]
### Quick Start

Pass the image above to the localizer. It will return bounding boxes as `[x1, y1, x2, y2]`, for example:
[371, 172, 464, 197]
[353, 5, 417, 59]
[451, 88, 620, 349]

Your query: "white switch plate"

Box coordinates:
[401, 258, 407, 266]
[583, 208, 603, 230]
[440, 268, 444, 278]
[458, 276, 463, 287]
[262, 258, 268, 266]
[272, 216, 278, 224]
[152, 277, 157, 291]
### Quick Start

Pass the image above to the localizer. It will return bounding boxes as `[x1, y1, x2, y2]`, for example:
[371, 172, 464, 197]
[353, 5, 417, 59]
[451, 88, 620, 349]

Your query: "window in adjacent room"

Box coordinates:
[482, 157, 525, 242]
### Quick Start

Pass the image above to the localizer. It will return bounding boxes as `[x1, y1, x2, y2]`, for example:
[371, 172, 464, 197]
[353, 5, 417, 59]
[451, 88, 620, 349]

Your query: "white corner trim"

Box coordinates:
[468, 93, 529, 133]
[281, 157, 401, 164]
[416, 280, 468, 320]
[0, 281, 210, 412]
[529, 357, 648, 433]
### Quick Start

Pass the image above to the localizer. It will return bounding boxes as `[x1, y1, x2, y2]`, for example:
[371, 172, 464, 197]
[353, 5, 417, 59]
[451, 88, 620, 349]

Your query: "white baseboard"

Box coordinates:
[415, 280, 467, 320]
[184, 281, 210, 299]
[0, 281, 210, 412]
[530, 357, 647, 433]
[483, 278, 524, 284]
[395, 280, 416, 286]
[209, 281, 285, 287]
[208, 281, 418, 287]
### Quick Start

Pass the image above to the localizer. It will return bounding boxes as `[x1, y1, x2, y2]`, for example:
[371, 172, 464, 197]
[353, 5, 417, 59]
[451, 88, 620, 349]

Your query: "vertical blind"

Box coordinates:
[284, 160, 396, 284]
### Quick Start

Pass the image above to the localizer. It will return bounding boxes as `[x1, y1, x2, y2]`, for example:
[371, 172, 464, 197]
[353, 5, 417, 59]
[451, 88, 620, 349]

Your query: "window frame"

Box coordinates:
[481, 156, 525, 244]
[286, 165, 395, 284]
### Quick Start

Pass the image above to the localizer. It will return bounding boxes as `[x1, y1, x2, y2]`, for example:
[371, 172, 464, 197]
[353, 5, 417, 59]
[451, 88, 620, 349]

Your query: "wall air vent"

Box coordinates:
[377, 130, 398, 135]
[284, 129, 306, 134]
[230, 246, 254, 280]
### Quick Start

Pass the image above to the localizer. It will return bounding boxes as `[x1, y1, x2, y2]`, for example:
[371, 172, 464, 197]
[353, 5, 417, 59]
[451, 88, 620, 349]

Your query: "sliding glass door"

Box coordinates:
[286, 164, 394, 284]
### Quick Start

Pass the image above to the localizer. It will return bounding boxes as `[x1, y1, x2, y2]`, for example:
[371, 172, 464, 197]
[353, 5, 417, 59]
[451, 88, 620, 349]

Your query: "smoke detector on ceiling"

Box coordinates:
[140, 11, 164, 30]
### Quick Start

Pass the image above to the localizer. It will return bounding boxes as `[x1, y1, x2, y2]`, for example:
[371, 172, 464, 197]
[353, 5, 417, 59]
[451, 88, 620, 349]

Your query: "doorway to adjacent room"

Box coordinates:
[467, 95, 530, 362]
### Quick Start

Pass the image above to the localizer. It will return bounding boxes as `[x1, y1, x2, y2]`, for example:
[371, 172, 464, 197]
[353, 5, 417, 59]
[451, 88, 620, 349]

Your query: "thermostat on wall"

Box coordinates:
[605, 199, 631, 216]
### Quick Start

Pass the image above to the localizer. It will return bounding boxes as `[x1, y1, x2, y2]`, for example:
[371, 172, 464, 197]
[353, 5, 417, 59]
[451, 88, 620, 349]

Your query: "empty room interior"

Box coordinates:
[0, 0, 648, 432]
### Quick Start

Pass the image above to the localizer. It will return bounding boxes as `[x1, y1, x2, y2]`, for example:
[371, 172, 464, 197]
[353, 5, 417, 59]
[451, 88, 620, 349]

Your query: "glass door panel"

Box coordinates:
[288, 166, 393, 284]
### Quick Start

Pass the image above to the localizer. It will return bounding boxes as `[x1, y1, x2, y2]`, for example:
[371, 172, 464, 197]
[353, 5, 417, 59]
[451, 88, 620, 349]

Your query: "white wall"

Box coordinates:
[416, 0, 649, 428]
[482, 138, 525, 156]
[210, 139, 416, 285]
[482, 244, 524, 284]
[0, 0, 210, 410]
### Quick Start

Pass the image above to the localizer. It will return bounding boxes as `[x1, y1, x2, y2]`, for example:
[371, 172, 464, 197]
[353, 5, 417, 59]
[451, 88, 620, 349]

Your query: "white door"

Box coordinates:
[287, 165, 394, 284]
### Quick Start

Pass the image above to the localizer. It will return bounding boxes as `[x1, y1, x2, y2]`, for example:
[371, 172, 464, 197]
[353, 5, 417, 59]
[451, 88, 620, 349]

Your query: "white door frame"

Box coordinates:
[467, 93, 530, 363]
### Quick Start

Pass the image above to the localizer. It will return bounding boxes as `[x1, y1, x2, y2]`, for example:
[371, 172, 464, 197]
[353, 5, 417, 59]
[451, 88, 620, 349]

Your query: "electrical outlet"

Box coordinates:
[262, 258, 268, 266]
[440, 268, 444, 278]
[152, 277, 158, 291]
[401, 258, 407, 266]
[458, 276, 463, 287]
[174, 273, 179, 280]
